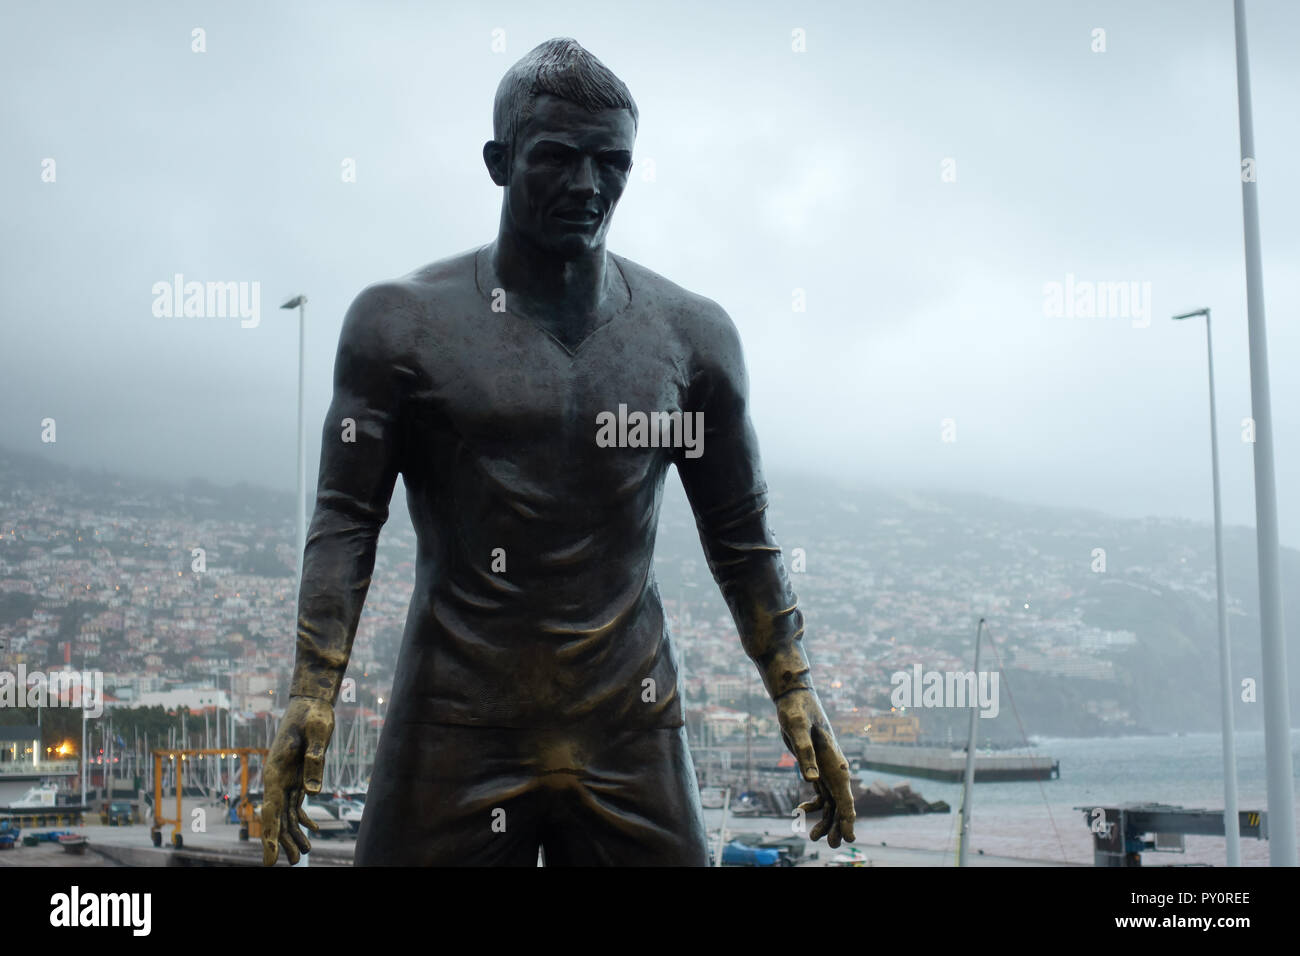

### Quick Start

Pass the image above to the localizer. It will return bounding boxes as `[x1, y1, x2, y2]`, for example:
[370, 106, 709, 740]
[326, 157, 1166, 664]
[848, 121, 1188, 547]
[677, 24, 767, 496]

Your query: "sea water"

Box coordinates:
[843, 730, 1300, 865]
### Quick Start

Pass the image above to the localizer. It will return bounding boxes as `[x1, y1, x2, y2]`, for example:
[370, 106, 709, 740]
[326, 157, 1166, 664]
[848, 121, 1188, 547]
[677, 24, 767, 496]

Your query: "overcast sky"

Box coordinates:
[3, 0, 1299, 548]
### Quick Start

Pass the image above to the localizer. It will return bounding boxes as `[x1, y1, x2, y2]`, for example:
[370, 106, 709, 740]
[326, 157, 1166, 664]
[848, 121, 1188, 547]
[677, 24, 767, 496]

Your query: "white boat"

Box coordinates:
[830, 848, 872, 867]
[301, 801, 348, 837]
[340, 802, 364, 833]
[345, 782, 368, 800]
[7, 783, 59, 809]
[699, 786, 727, 809]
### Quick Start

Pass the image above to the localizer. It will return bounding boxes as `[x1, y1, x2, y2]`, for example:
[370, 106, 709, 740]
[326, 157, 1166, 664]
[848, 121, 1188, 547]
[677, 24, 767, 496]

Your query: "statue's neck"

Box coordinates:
[488, 231, 620, 326]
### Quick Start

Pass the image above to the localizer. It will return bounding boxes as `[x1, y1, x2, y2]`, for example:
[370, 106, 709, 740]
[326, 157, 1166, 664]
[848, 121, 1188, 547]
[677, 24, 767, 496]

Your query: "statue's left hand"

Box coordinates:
[774, 689, 856, 848]
[261, 696, 332, 866]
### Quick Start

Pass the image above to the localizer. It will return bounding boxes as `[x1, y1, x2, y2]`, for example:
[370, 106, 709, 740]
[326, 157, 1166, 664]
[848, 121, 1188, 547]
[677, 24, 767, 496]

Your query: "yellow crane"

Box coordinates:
[150, 747, 268, 848]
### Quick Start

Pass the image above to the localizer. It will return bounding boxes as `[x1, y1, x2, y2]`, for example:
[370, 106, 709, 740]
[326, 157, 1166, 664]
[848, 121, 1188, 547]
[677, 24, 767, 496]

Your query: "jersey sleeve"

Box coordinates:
[674, 303, 814, 701]
[288, 283, 418, 703]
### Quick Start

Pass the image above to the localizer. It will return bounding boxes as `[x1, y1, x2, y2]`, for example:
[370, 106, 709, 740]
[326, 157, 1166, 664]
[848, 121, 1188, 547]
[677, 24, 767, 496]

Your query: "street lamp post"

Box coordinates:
[280, 294, 308, 867]
[1173, 307, 1239, 866]
[280, 295, 308, 581]
[79, 708, 86, 809]
[957, 617, 984, 868]
[1232, 0, 1295, 868]
[376, 694, 384, 773]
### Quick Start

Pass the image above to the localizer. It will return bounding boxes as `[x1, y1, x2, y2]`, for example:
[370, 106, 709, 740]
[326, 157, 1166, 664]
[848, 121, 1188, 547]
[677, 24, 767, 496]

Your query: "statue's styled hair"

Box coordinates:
[492, 38, 638, 150]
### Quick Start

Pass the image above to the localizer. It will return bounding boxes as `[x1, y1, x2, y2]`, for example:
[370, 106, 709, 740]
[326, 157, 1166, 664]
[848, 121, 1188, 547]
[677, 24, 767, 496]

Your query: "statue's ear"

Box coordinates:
[483, 141, 509, 186]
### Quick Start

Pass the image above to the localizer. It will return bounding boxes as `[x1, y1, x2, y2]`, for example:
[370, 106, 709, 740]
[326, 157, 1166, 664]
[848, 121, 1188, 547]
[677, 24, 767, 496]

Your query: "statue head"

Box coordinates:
[484, 38, 638, 259]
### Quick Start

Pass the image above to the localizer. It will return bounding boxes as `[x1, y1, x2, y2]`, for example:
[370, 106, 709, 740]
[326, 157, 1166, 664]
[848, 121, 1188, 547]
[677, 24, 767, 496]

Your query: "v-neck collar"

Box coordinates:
[474, 244, 633, 358]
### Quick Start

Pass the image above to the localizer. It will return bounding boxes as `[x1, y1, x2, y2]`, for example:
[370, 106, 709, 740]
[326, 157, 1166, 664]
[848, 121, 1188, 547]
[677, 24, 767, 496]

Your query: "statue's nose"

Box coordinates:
[568, 156, 598, 197]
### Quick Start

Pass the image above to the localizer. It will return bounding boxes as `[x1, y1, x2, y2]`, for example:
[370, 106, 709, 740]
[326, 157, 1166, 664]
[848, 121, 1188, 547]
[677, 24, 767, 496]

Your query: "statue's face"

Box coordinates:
[504, 93, 635, 259]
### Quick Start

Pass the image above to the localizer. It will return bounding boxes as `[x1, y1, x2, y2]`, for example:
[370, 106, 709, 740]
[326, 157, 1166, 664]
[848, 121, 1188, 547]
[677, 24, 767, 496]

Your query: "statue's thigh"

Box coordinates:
[354, 724, 543, 866]
[539, 725, 709, 866]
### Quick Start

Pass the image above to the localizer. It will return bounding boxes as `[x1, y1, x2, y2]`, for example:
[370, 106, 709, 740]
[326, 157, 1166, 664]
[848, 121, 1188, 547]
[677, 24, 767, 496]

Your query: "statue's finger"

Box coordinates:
[276, 822, 301, 858]
[294, 789, 320, 842]
[838, 802, 857, 844]
[814, 730, 857, 838]
[302, 717, 330, 794]
[788, 726, 819, 783]
[828, 773, 855, 836]
[261, 783, 284, 866]
[827, 818, 843, 849]
[261, 822, 279, 866]
[293, 815, 314, 853]
[286, 791, 312, 854]
[277, 809, 301, 866]
[278, 833, 300, 865]
[810, 798, 834, 841]
[806, 779, 831, 838]
[797, 792, 825, 814]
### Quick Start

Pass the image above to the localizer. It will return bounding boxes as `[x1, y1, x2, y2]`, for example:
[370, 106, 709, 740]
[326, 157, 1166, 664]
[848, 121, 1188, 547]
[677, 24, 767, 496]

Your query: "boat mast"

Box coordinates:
[715, 786, 731, 867]
[957, 617, 984, 867]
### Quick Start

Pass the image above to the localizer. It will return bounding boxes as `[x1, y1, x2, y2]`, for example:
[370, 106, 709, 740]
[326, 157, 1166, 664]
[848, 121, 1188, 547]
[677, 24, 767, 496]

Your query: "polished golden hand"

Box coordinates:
[261, 696, 334, 866]
[775, 688, 857, 848]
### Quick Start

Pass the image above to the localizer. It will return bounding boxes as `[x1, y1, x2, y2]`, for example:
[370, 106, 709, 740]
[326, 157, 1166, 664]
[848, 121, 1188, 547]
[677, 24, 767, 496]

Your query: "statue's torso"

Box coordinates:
[380, 246, 715, 730]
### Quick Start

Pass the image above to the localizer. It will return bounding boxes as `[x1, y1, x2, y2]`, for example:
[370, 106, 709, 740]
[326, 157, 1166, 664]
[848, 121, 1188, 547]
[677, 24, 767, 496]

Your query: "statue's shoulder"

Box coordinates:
[610, 253, 735, 342]
[402, 247, 481, 299]
[344, 248, 480, 342]
[616, 252, 748, 361]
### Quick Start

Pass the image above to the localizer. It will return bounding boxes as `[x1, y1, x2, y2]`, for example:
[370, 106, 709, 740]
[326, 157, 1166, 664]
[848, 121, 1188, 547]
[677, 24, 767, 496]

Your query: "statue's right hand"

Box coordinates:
[261, 695, 334, 866]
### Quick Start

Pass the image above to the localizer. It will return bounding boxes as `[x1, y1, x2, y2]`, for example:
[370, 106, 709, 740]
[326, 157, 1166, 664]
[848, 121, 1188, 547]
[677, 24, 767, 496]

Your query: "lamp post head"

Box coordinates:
[281, 295, 307, 310]
[1172, 307, 1209, 321]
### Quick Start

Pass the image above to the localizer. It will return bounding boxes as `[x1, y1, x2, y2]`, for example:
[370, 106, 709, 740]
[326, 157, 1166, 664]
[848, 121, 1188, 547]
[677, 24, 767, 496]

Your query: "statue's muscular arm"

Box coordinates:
[263, 281, 417, 865]
[675, 299, 856, 847]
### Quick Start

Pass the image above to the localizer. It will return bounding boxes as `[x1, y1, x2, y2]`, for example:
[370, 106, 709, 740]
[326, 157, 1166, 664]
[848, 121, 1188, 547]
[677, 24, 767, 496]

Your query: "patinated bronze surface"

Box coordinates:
[262, 37, 855, 866]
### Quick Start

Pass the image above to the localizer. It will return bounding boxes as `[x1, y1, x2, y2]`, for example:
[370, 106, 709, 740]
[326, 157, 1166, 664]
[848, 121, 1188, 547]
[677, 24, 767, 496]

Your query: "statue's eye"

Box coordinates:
[601, 154, 632, 174]
[532, 145, 572, 165]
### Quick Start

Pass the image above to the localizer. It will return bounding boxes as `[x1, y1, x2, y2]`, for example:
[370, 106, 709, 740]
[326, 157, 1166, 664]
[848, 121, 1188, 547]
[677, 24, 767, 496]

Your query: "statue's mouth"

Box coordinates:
[554, 208, 601, 225]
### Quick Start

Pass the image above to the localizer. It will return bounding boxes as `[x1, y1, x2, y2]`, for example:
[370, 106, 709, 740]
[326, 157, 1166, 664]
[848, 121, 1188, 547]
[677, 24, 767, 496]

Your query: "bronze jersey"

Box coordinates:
[291, 245, 804, 730]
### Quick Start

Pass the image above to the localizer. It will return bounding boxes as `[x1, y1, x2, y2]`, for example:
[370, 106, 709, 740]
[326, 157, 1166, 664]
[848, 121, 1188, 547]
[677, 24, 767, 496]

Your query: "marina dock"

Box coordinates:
[1, 817, 1074, 867]
[859, 744, 1060, 782]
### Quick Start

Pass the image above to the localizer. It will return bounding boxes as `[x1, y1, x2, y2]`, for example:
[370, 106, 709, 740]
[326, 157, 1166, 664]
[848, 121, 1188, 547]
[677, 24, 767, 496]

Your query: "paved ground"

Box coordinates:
[709, 813, 1078, 867]
[3, 802, 1077, 867]
[0, 841, 119, 867]
[0, 795, 356, 867]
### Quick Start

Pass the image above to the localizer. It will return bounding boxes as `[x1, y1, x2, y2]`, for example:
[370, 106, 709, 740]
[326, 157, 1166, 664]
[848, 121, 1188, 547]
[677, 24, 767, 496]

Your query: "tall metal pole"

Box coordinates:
[228, 670, 236, 801]
[715, 787, 731, 867]
[1205, 313, 1241, 867]
[280, 294, 312, 868]
[279, 295, 309, 581]
[745, 690, 753, 791]
[296, 300, 307, 577]
[1175, 307, 1241, 866]
[957, 617, 984, 867]
[79, 710, 86, 809]
[1232, 0, 1296, 867]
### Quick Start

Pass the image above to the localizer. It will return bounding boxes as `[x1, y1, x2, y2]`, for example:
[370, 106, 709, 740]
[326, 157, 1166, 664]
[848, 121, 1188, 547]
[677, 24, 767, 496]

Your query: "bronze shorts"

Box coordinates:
[353, 721, 709, 866]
